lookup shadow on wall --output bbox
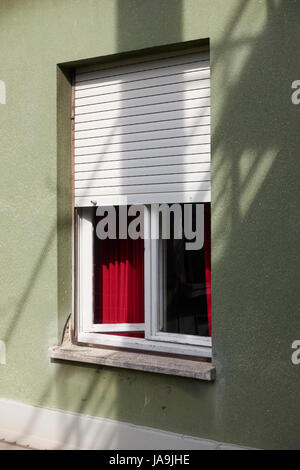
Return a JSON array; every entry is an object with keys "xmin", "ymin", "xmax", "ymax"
[
  {"xmin": 211, "ymin": 0, "xmax": 300, "ymax": 448},
  {"xmin": 4, "ymin": 0, "xmax": 300, "ymax": 450}
]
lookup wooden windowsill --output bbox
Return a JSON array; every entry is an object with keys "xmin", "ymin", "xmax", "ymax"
[{"xmin": 48, "ymin": 344, "xmax": 215, "ymax": 381}]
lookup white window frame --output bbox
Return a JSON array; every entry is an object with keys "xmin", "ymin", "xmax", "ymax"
[
  {"xmin": 75, "ymin": 205, "xmax": 212, "ymax": 358},
  {"xmin": 146, "ymin": 208, "xmax": 212, "ymax": 349}
]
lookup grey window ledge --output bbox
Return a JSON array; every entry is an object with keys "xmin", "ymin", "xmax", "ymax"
[{"xmin": 48, "ymin": 344, "xmax": 216, "ymax": 381}]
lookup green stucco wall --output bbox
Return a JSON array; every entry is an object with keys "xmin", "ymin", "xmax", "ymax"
[{"xmin": 1, "ymin": 0, "xmax": 300, "ymax": 450}]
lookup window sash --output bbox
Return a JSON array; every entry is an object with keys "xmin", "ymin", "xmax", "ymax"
[
  {"xmin": 89, "ymin": 324, "xmax": 145, "ymax": 333},
  {"xmin": 75, "ymin": 206, "xmax": 212, "ymax": 357},
  {"xmin": 77, "ymin": 331, "xmax": 212, "ymax": 358},
  {"xmin": 146, "ymin": 206, "xmax": 211, "ymax": 348}
]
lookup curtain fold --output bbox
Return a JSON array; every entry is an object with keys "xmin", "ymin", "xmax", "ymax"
[{"xmin": 94, "ymin": 236, "xmax": 144, "ymax": 326}]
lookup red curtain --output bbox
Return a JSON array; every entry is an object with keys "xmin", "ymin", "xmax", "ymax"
[
  {"xmin": 94, "ymin": 235, "xmax": 144, "ymax": 331},
  {"xmin": 93, "ymin": 204, "xmax": 210, "ymax": 337},
  {"xmin": 204, "ymin": 204, "xmax": 211, "ymax": 337}
]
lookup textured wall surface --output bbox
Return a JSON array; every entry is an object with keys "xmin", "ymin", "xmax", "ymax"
[{"xmin": 0, "ymin": 0, "xmax": 300, "ymax": 450}]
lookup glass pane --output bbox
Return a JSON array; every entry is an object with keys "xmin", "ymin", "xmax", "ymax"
[
  {"xmin": 160, "ymin": 203, "xmax": 211, "ymax": 337},
  {"xmin": 92, "ymin": 206, "xmax": 145, "ymax": 335}
]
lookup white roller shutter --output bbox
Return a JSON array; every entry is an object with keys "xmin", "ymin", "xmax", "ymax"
[{"xmin": 74, "ymin": 48, "xmax": 211, "ymax": 207}]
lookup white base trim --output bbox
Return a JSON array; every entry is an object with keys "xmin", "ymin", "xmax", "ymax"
[{"xmin": 0, "ymin": 399, "xmax": 248, "ymax": 450}]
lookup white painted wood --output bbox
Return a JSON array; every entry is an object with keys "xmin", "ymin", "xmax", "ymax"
[
  {"xmin": 75, "ymin": 155, "xmax": 210, "ymax": 172},
  {"xmin": 0, "ymin": 399, "xmax": 251, "ymax": 450},
  {"xmin": 76, "ymin": 102, "xmax": 210, "ymax": 123},
  {"xmin": 74, "ymin": 51, "xmax": 212, "ymax": 354},
  {"xmin": 76, "ymin": 52, "xmax": 209, "ymax": 83},
  {"xmin": 77, "ymin": 54, "xmax": 209, "ymax": 81},
  {"xmin": 76, "ymin": 208, "xmax": 211, "ymax": 356},
  {"xmin": 149, "ymin": 332, "xmax": 212, "ymax": 347},
  {"xmin": 75, "ymin": 181, "xmax": 210, "ymax": 198},
  {"xmin": 149, "ymin": 214, "xmax": 160, "ymax": 338},
  {"xmin": 75, "ymin": 173, "xmax": 210, "ymax": 190},
  {"xmin": 145, "ymin": 206, "xmax": 212, "ymax": 350},
  {"xmin": 74, "ymin": 49, "xmax": 210, "ymax": 207},
  {"xmin": 89, "ymin": 323, "xmax": 145, "ymax": 333},
  {"xmin": 75, "ymin": 163, "xmax": 211, "ymax": 180},
  {"xmin": 75, "ymin": 118, "xmax": 210, "ymax": 139},
  {"xmin": 77, "ymin": 332, "xmax": 212, "ymax": 357},
  {"xmin": 75, "ymin": 91, "xmax": 210, "ymax": 115},
  {"xmin": 148, "ymin": 206, "xmax": 211, "ymax": 349},
  {"xmin": 147, "ymin": 207, "xmax": 212, "ymax": 348},
  {"xmin": 75, "ymin": 69, "xmax": 210, "ymax": 97},
  {"xmin": 74, "ymin": 144, "xmax": 211, "ymax": 164},
  {"xmin": 144, "ymin": 205, "xmax": 152, "ymax": 341},
  {"xmin": 78, "ymin": 208, "xmax": 149, "ymax": 338},
  {"xmin": 75, "ymin": 80, "xmax": 210, "ymax": 106},
  {"xmin": 78, "ymin": 209, "xmax": 94, "ymax": 332},
  {"xmin": 74, "ymin": 135, "xmax": 210, "ymax": 156},
  {"xmin": 75, "ymin": 126, "xmax": 210, "ymax": 148},
  {"xmin": 75, "ymin": 157, "xmax": 210, "ymax": 173},
  {"xmin": 75, "ymin": 190, "xmax": 211, "ymax": 207},
  {"xmin": 75, "ymin": 102, "xmax": 210, "ymax": 124},
  {"xmin": 75, "ymin": 105, "xmax": 210, "ymax": 127}
]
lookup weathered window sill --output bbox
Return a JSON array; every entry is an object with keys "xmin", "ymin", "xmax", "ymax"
[{"xmin": 48, "ymin": 344, "xmax": 216, "ymax": 381}]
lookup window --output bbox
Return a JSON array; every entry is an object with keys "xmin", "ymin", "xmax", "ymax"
[{"xmin": 73, "ymin": 47, "xmax": 211, "ymax": 358}]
